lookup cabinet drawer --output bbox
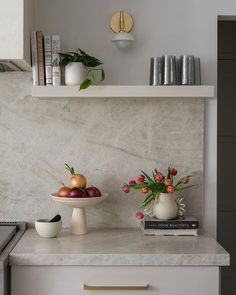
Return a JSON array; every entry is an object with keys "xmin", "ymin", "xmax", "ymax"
[{"xmin": 11, "ymin": 266, "xmax": 219, "ymax": 295}]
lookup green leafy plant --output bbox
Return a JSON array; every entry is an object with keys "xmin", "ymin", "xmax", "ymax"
[{"xmin": 59, "ymin": 48, "xmax": 105, "ymax": 90}]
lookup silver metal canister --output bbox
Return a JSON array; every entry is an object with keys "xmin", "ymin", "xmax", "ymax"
[
  {"xmin": 169, "ymin": 56, "xmax": 177, "ymax": 85},
  {"xmin": 194, "ymin": 57, "xmax": 201, "ymax": 85},
  {"xmin": 150, "ymin": 57, "xmax": 163, "ymax": 85},
  {"xmin": 180, "ymin": 55, "xmax": 196, "ymax": 85},
  {"xmin": 180, "ymin": 55, "xmax": 188, "ymax": 85},
  {"xmin": 188, "ymin": 55, "xmax": 195, "ymax": 85},
  {"xmin": 163, "ymin": 55, "xmax": 177, "ymax": 85}
]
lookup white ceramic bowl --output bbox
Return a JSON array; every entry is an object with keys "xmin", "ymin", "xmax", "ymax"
[
  {"xmin": 35, "ymin": 219, "xmax": 62, "ymax": 238},
  {"xmin": 51, "ymin": 193, "xmax": 108, "ymax": 208}
]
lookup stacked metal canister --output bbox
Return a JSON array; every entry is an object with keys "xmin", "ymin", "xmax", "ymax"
[{"xmin": 150, "ymin": 55, "xmax": 201, "ymax": 86}]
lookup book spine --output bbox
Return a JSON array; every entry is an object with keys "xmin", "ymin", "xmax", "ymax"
[
  {"xmin": 36, "ymin": 31, "xmax": 45, "ymax": 86},
  {"xmin": 44, "ymin": 35, "xmax": 52, "ymax": 86},
  {"xmin": 52, "ymin": 66, "xmax": 61, "ymax": 86},
  {"xmin": 143, "ymin": 232, "xmax": 198, "ymax": 236},
  {"xmin": 141, "ymin": 225, "xmax": 198, "ymax": 236},
  {"xmin": 31, "ymin": 31, "xmax": 38, "ymax": 86},
  {"xmin": 52, "ymin": 35, "xmax": 61, "ymax": 86},
  {"xmin": 143, "ymin": 221, "xmax": 199, "ymax": 230},
  {"xmin": 52, "ymin": 35, "xmax": 60, "ymax": 52}
]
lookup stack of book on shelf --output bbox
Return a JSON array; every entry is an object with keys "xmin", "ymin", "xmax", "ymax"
[
  {"xmin": 31, "ymin": 31, "xmax": 61, "ymax": 86},
  {"xmin": 141, "ymin": 215, "xmax": 199, "ymax": 236}
]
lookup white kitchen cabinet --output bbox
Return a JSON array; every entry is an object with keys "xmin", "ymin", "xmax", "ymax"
[
  {"xmin": 11, "ymin": 266, "xmax": 219, "ymax": 295},
  {"xmin": 9, "ymin": 229, "xmax": 228, "ymax": 295},
  {"xmin": 0, "ymin": 0, "xmax": 35, "ymax": 70}
]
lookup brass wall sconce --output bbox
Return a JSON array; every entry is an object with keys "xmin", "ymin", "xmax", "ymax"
[{"xmin": 110, "ymin": 11, "xmax": 134, "ymax": 49}]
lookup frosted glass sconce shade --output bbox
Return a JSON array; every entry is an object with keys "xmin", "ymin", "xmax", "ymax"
[{"xmin": 110, "ymin": 11, "xmax": 134, "ymax": 49}]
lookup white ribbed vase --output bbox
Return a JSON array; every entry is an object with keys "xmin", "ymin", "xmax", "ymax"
[
  {"xmin": 65, "ymin": 62, "xmax": 86, "ymax": 86},
  {"xmin": 152, "ymin": 192, "xmax": 178, "ymax": 220}
]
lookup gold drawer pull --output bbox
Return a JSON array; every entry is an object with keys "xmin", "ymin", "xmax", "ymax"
[{"xmin": 83, "ymin": 284, "xmax": 149, "ymax": 291}]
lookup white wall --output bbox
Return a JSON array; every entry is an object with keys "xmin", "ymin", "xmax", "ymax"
[{"xmin": 32, "ymin": 0, "xmax": 236, "ymax": 236}]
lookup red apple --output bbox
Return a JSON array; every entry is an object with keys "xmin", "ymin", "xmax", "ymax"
[
  {"xmin": 86, "ymin": 186, "xmax": 101, "ymax": 197},
  {"xmin": 68, "ymin": 187, "xmax": 87, "ymax": 198}
]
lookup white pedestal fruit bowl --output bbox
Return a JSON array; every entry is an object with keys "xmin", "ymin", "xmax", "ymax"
[{"xmin": 51, "ymin": 193, "xmax": 108, "ymax": 235}]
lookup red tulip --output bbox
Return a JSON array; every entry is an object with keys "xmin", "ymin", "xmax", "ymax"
[
  {"xmin": 122, "ymin": 185, "xmax": 130, "ymax": 193},
  {"xmin": 136, "ymin": 211, "xmax": 144, "ymax": 220},
  {"xmin": 141, "ymin": 187, "xmax": 149, "ymax": 193},
  {"xmin": 137, "ymin": 174, "xmax": 145, "ymax": 182},
  {"xmin": 182, "ymin": 176, "xmax": 190, "ymax": 184},
  {"xmin": 154, "ymin": 172, "xmax": 165, "ymax": 183},
  {"xmin": 129, "ymin": 180, "xmax": 136, "ymax": 185},
  {"xmin": 166, "ymin": 185, "xmax": 174, "ymax": 193},
  {"xmin": 170, "ymin": 167, "xmax": 177, "ymax": 176}
]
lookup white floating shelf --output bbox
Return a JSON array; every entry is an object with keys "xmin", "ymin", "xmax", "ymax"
[{"xmin": 32, "ymin": 85, "xmax": 214, "ymax": 98}]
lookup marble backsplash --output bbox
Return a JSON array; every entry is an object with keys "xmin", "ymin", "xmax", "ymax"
[{"xmin": 0, "ymin": 73, "xmax": 204, "ymax": 228}]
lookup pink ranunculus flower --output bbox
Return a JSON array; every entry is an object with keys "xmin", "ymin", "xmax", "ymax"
[
  {"xmin": 154, "ymin": 172, "xmax": 165, "ymax": 183},
  {"xmin": 166, "ymin": 185, "xmax": 174, "ymax": 193},
  {"xmin": 164, "ymin": 178, "xmax": 172, "ymax": 186},
  {"xmin": 182, "ymin": 176, "xmax": 190, "ymax": 184},
  {"xmin": 128, "ymin": 180, "xmax": 136, "ymax": 185},
  {"xmin": 141, "ymin": 187, "xmax": 149, "ymax": 194},
  {"xmin": 137, "ymin": 174, "xmax": 145, "ymax": 182},
  {"xmin": 122, "ymin": 185, "xmax": 130, "ymax": 193},
  {"xmin": 136, "ymin": 211, "xmax": 144, "ymax": 220}
]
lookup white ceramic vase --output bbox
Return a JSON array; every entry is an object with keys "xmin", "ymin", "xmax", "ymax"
[
  {"xmin": 65, "ymin": 62, "xmax": 86, "ymax": 86},
  {"xmin": 152, "ymin": 192, "xmax": 178, "ymax": 220}
]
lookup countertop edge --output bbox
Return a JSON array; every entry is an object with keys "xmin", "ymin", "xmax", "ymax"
[
  {"xmin": 9, "ymin": 253, "xmax": 230, "ymax": 267},
  {"xmin": 9, "ymin": 229, "xmax": 230, "ymax": 267}
]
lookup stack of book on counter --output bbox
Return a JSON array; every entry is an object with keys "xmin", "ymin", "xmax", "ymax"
[
  {"xmin": 31, "ymin": 31, "xmax": 61, "ymax": 86},
  {"xmin": 141, "ymin": 216, "xmax": 199, "ymax": 236}
]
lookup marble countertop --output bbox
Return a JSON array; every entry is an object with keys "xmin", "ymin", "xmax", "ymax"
[{"xmin": 9, "ymin": 228, "xmax": 229, "ymax": 266}]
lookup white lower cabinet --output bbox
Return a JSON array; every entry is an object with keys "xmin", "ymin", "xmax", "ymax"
[{"xmin": 11, "ymin": 266, "xmax": 219, "ymax": 295}]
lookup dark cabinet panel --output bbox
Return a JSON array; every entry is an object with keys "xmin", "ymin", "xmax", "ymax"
[
  {"xmin": 218, "ymin": 59, "xmax": 236, "ymax": 137},
  {"xmin": 218, "ymin": 21, "xmax": 236, "ymax": 54},
  {"xmin": 220, "ymin": 272, "xmax": 236, "ymax": 295},
  {"xmin": 218, "ymin": 212, "xmax": 236, "ymax": 271},
  {"xmin": 218, "ymin": 139, "xmax": 236, "ymax": 210},
  {"xmin": 218, "ymin": 19, "xmax": 236, "ymax": 295}
]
